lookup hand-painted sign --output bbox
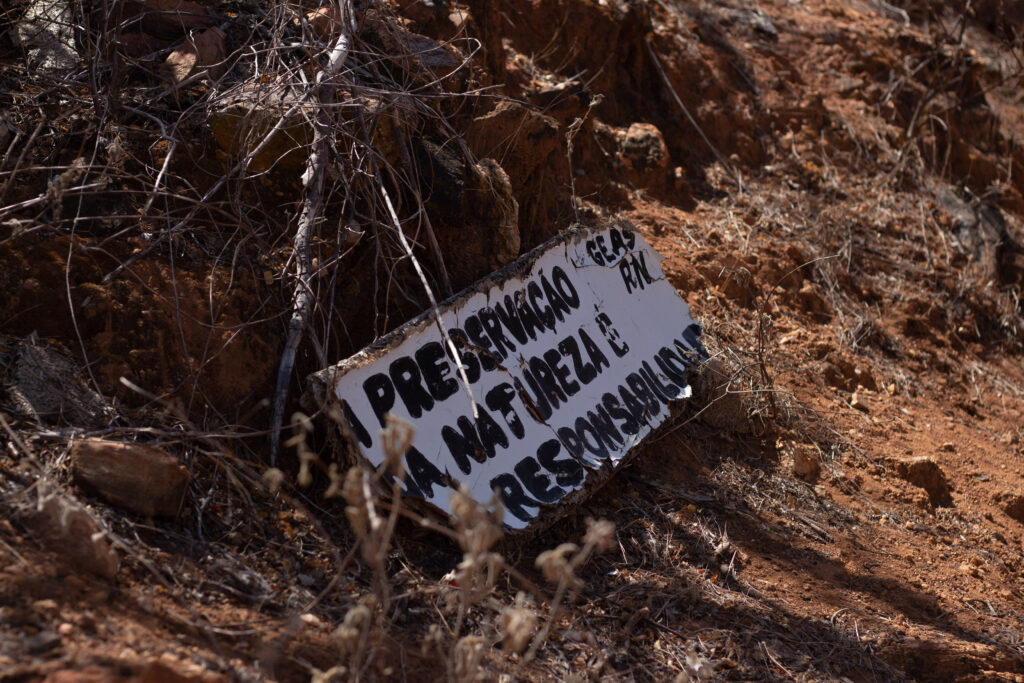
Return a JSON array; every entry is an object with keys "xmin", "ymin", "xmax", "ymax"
[{"xmin": 308, "ymin": 225, "xmax": 707, "ymax": 529}]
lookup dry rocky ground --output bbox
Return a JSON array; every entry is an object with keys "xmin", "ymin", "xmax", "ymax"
[{"xmin": 2, "ymin": 0, "xmax": 1024, "ymax": 680}]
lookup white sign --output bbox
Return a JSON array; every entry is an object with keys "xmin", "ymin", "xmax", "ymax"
[{"xmin": 310, "ymin": 226, "xmax": 707, "ymax": 529}]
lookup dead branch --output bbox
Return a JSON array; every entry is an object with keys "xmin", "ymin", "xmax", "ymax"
[{"xmin": 270, "ymin": 0, "xmax": 358, "ymax": 463}]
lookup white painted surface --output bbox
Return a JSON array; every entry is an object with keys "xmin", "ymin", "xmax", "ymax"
[{"xmin": 325, "ymin": 226, "xmax": 704, "ymax": 528}]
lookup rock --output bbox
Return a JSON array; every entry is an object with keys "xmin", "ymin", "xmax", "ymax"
[
  {"xmin": 6, "ymin": 333, "xmax": 113, "ymax": 428},
  {"xmin": 894, "ymin": 457, "xmax": 953, "ymax": 508},
  {"xmin": 992, "ymin": 491, "xmax": 1024, "ymax": 524},
  {"xmin": 25, "ymin": 629, "xmax": 62, "ymax": 654},
  {"xmin": 16, "ymin": 0, "xmax": 78, "ymax": 72},
  {"xmin": 850, "ymin": 388, "xmax": 870, "ymax": 413},
  {"xmin": 365, "ymin": 14, "xmax": 462, "ymax": 81},
  {"xmin": 619, "ymin": 123, "xmax": 670, "ymax": 191},
  {"xmin": 208, "ymin": 86, "xmax": 313, "ymax": 172},
  {"xmin": 163, "ymin": 27, "xmax": 226, "ymax": 87},
  {"xmin": 465, "ymin": 101, "xmax": 567, "ymax": 245},
  {"xmin": 423, "ymin": 157, "xmax": 520, "ymax": 287},
  {"xmin": 21, "ymin": 491, "xmax": 119, "ymax": 580},
  {"xmin": 71, "ymin": 439, "xmax": 188, "ymax": 517},
  {"xmin": 695, "ymin": 359, "xmax": 750, "ymax": 433}
]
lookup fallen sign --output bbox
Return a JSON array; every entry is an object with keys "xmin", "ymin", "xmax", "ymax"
[{"xmin": 306, "ymin": 225, "xmax": 707, "ymax": 530}]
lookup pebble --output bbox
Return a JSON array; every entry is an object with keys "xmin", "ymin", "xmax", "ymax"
[
  {"xmin": 58, "ymin": 622, "xmax": 74, "ymax": 636},
  {"xmin": 850, "ymin": 389, "xmax": 870, "ymax": 413}
]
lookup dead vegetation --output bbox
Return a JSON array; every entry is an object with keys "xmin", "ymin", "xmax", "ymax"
[{"xmin": 3, "ymin": 0, "xmax": 1024, "ymax": 679}]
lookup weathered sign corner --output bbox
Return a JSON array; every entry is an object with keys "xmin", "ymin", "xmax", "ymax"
[{"xmin": 304, "ymin": 223, "xmax": 709, "ymax": 535}]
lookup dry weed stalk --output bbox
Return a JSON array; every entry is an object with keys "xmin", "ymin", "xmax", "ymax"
[{"xmin": 522, "ymin": 517, "xmax": 614, "ymax": 664}]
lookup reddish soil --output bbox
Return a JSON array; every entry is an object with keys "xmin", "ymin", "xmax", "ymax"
[{"xmin": 2, "ymin": 0, "xmax": 1024, "ymax": 680}]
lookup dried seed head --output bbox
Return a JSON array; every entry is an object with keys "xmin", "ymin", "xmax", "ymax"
[
  {"xmin": 453, "ymin": 635, "xmax": 485, "ymax": 682},
  {"xmin": 451, "ymin": 484, "xmax": 502, "ymax": 555},
  {"xmin": 380, "ymin": 413, "xmax": 414, "ymax": 479},
  {"xmin": 324, "ymin": 463, "xmax": 343, "ymax": 498},
  {"xmin": 343, "ymin": 467, "xmax": 369, "ymax": 539},
  {"xmin": 262, "ymin": 467, "xmax": 284, "ymax": 494},
  {"xmin": 583, "ymin": 518, "xmax": 615, "ymax": 553},
  {"xmin": 500, "ymin": 596, "xmax": 537, "ymax": 653},
  {"xmin": 536, "ymin": 543, "xmax": 579, "ymax": 586},
  {"xmin": 332, "ymin": 602, "xmax": 372, "ymax": 656}
]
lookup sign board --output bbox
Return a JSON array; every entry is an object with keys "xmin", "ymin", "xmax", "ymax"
[{"xmin": 307, "ymin": 225, "xmax": 707, "ymax": 529}]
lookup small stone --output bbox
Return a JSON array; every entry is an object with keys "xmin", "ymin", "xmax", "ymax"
[
  {"xmin": 71, "ymin": 439, "xmax": 189, "ymax": 517},
  {"xmin": 969, "ymin": 556, "xmax": 983, "ymax": 567},
  {"xmin": 25, "ymin": 629, "xmax": 62, "ymax": 654},
  {"xmin": 33, "ymin": 598, "xmax": 59, "ymax": 612},
  {"xmin": 299, "ymin": 613, "xmax": 323, "ymax": 628},
  {"xmin": 58, "ymin": 622, "xmax": 74, "ymax": 636},
  {"xmin": 939, "ymin": 442, "xmax": 956, "ymax": 453},
  {"xmin": 850, "ymin": 390, "xmax": 870, "ymax": 413}
]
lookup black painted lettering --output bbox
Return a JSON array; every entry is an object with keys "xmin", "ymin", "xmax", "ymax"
[
  {"xmin": 627, "ymin": 372, "xmax": 661, "ymax": 418},
  {"xmin": 633, "ymin": 251, "xmax": 654, "ymax": 285},
  {"xmin": 619, "ymin": 258, "xmax": 637, "ymax": 293},
  {"xmin": 341, "ymin": 400, "xmax": 373, "ymax": 448},
  {"xmin": 476, "ymin": 405, "xmax": 509, "ymax": 455},
  {"xmin": 596, "ymin": 233, "xmax": 615, "ymax": 264},
  {"xmin": 363, "ymin": 373, "xmax": 396, "ymax": 427},
  {"xmin": 542, "ymin": 273, "xmax": 572, "ymax": 322},
  {"xmin": 389, "ymin": 356, "xmax": 434, "ymax": 418},
  {"xmin": 552, "ymin": 266, "xmax": 580, "ymax": 309},
  {"xmin": 587, "ymin": 404, "xmax": 623, "ymax": 449},
  {"xmin": 493, "ymin": 296, "xmax": 529, "ymax": 345},
  {"xmin": 405, "ymin": 445, "xmax": 446, "ymax": 498},
  {"xmin": 640, "ymin": 361, "xmax": 679, "ymax": 403},
  {"xmin": 559, "ymin": 335, "xmax": 594, "ymax": 385},
  {"xmin": 656, "ymin": 347, "xmax": 689, "ymax": 386},
  {"xmin": 464, "ymin": 315, "xmax": 498, "ymax": 371},
  {"xmin": 516, "ymin": 373, "xmax": 552, "ymax": 423},
  {"xmin": 479, "ymin": 308, "xmax": 513, "ymax": 360},
  {"xmin": 617, "ymin": 384, "xmax": 647, "ymax": 426},
  {"xmin": 609, "ymin": 227, "xmax": 627, "ymax": 256},
  {"xmin": 445, "ymin": 328, "xmax": 482, "ymax": 383},
  {"xmin": 543, "ymin": 348, "xmax": 580, "ymax": 397},
  {"xmin": 536, "ymin": 439, "xmax": 585, "ymax": 487},
  {"xmin": 485, "ymin": 382, "xmax": 525, "ymax": 439},
  {"xmin": 578, "ymin": 328, "xmax": 610, "ymax": 374},
  {"xmin": 490, "ymin": 473, "xmax": 539, "ymax": 522},
  {"xmin": 528, "ymin": 280, "xmax": 556, "ymax": 330},
  {"xmin": 416, "ymin": 342, "xmax": 458, "ymax": 402},
  {"xmin": 513, "ymin": 291, "xmax": 545, "ymax": 341},
  {"xmin": 442, "ymin": 416, "xmax": 487, "ymax": 474},
  {"xmin": 514, "ymin": 456, "xmax": 565, "ymax": 503},
  {"xmin": 602, "ymin": 392, "xmax": 639, "ymax": 436},
  {"xmin": 575, "ymin": 416, "xmax": 610, "ymax": 460},
  {"xmin": 529, "ymin": 355, "xmax": 566, "ymax": 410},
  {"xmin": 596, "ymin": 312, "xmax": 629, "ymax": 357},
  {"xmin": 681, "ymin": 323, "xmax": 709, "ymax": 361},
  {"xmin": 557, "ymin": 426, "xmax": 585, "ymax": 459}
]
